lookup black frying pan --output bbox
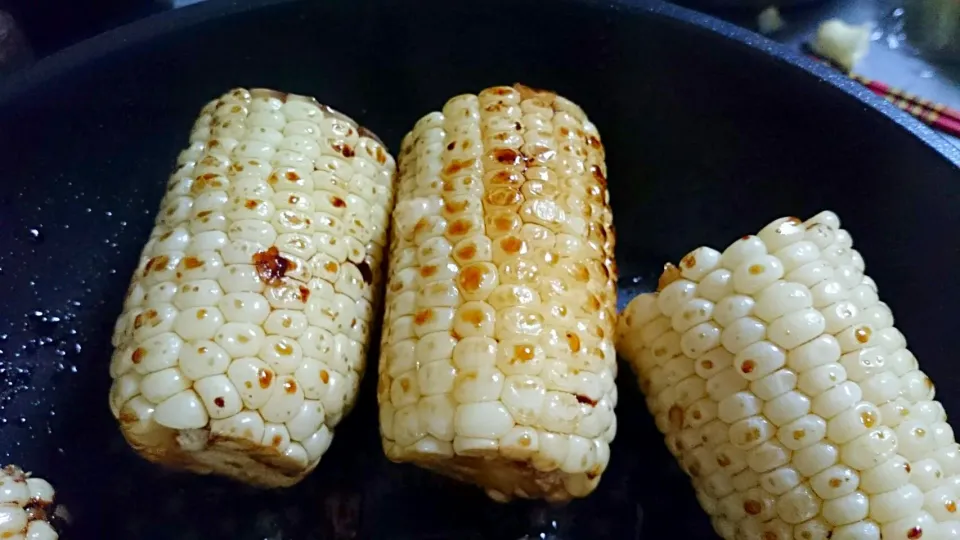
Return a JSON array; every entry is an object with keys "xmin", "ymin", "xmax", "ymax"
[{"xmin": 0, "ymin": 0, "xmax": 958, "ymax": 538}]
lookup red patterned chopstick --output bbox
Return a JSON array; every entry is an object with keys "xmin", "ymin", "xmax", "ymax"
[
  {"xmin": 868, "ymin": 89, "xmax": 960, "ymax": 138},
  {"xmin": 807, "ymin": 54, "xmax": 960, "ymax": 138},
  {"xmin": 849, "ymin": 73, "xmax": 960, "ymax": 126},
  {"xmin": 850, "ymin": 73, "xmax": 960, "ymax": 137}
]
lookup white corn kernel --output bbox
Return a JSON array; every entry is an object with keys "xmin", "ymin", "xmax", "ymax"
[
  {"xmin": 831, "ymin": 520, "xmax": 880, "ymax": 539},
  {"xmin": 378, "ymin": 85, "xmax": 616, "ymax": 501},
  {"xmin": 617, "ymin": 211, "xmax": 960, "ymax": 539},
  {"xmin": 110, "ymin": 88, "xmax": 396, "ymax": 487}
]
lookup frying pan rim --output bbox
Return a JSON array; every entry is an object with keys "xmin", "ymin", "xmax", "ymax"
[{"xmin": 0, "ymin": 0, "xmax": 957, "ymax": 166}]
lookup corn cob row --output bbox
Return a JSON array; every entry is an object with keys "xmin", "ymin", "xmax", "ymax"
[
  {"xmin": 377, "ymin": 84, "xmax": 618, "ymax": 502},
  {"xmin": 616, "ymin": 211, "xmax": 960, "ymax": 539},
  {"xmin": 0, "ymin": 465, "xmax": 59, "ymax": 539},
  {"xmin": 108, "ymin": 88, "xmax": 396, "ymax": 487}
]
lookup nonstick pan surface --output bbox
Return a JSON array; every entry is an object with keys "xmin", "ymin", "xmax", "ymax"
[{"xmin": 0, "ymin": 0, "xmax": 958, "ymax": 538}]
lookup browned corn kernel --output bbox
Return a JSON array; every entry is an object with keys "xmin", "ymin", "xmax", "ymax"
[
  {"xmin": 378, "ymin": 84, "xmax": 617, "ymax": 502},
  {"xmin": 108, "ymin": 88, "xmax": 397, "ymax": 488}
]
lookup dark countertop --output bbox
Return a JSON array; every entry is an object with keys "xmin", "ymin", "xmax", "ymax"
[{"xmin": 1, "ymin": 0, "xmax": 957, "ymax": 149}]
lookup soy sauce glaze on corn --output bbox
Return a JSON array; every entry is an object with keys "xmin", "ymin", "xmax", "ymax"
[
  {"xmin": 108, "ymin": 88, "xmax": 397, "ymax": 488},
  {"xmin": 0, "ymin": 465, "xmax": 60, "ymax": 539},
  {"xmin": 616, "ymin": 212, "xmax": 959, "ymax": 540},
  {"xmin": 378, "ymin": 84, "xmax": 618, "ymax": 502}
]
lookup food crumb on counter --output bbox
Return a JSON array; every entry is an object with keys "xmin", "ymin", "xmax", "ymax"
[
  {"xmin": 810, "ymin": 18, "xmax": 872, "ymax": 72},
  {"xmin": 757, "ymin": 7, "xmax": 785, "ymax": 35}
]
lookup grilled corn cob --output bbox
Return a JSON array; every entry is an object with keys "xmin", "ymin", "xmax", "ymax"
[
  {"xmin": 0, "ymin": 465, "xmax": 59, "ymax": 539},
  {"xmin": 108, "ymin": 88, "xmax": 397, "ymax": 487},
  {"xmin": 377, "ymin": 84, "xmax": 618, "ymax": 502},
  {"xmin": 617, "ymin": 211, "xmax": 960, "ymax": 540}
]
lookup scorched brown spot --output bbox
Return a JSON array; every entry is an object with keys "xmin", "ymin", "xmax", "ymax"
[
  {"xmin": 183, "ymin": 256, "xmax": 203, "ymax": 269},
  {"xmin": 332, "ymin": 142, "xmax": 355, "ymax": 158},
  {"xmin": 413, "ymin": 218, "xmax": 430, "ymax": 236},
  {"xmin": 444, "ymin": 199, "xmax": 469, "ymax": 214},
  {"xmin": 414, "ymin": 309, "xmax": 434, "ymax": 325},
  {"xmin": 490, "ymin": 170, "xmax": 524, "ymax": 186},
  {"xmin": 331, "ymin": 196, "xmax": 346, "ymax": 208},
  {"xmin": 456, "ymin": 244, "xmax": 477, "ymax": 261},
  {"xmin": 258, "ymin": 368, "xmax": 274, "ymax": 389},
  {"xmin": 131, "ymin": 348, "xmax": 146, "ymax": 364},
  {"xmin": 443, "ymin": 158, "xmax": 476, "ymax": 176},
  {"xmin": 285, "ymin": 171, "xmax": 300, "ymax": 181},
  {"xmin": 576, "ymin": 395, "xmax": 597, "ymax": 406},
  {"xmin": 490, "ymin": 148, "xmax": 523, "ymax": 167},
  {"xmin": 500, "ymin": 236, "xmax": 525, "ymax": 255},
  {"xmin": 298, "ymin": 285, "xmax": 310, "ymax": 302},
  {"xmin": 447, "ymin": 219, "xmax": 472, "ymax": 236},
  {"xmin": 214, "ymin": 397, "xmax": 225, "ymax": 408},
  {"xmin": 253, "ymin": 246, "xmax": 292, "ymax": 286},
  {"xmin": 486, "ymin": 187, "xmax": 523, "ymax": 206},
  {"xmin": 283, "ymin": 379, "xmax": 298, "ymax": 394},
  {"xmin": 145, "ymin": 255, "xmax": 170, "ymax": 274},
  {"xmin": 590, "ymin": 166, "xmax": 606, "ymax": 186},
  {"xmin": 493, "ymin": 215, "xmax": 516, "ymax": 233},
  {"xmin": 668, "ymin": 405, "xmax": 684, "ymax": 430},
  {"xmin": 571, "ymin": 263, "xmax": 590, "ymax": 282},
  {"xmin": 458, "ymin": 266, "xmax": 484, "ymax": 292},
  {"xmin": 513, "ymin": 345, "xmax": 535, "ymax": 363}
]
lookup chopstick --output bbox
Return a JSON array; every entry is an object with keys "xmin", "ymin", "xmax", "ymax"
[
  {"xmin": 849, "ymin": 73, "xmax": 960, "ymax": 137},
  {"xmin": 807, "ymin": 54, "xmax": 960, "ymax": 137}
]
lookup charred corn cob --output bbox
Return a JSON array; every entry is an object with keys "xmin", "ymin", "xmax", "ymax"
[
  {"xmin": 617, "ymin": 211, "xmax": 960, "ymax": 540},
  {"xmin": 0, "ymin": 465, "xmax": 59, "ymax": 539},
  {"xmin": 377, "ymin": 84, "xmax": 618, "ymax": 502},
  {"xmin": 108, "ymin": 88, "xmax": 397, "ymax": 487}
]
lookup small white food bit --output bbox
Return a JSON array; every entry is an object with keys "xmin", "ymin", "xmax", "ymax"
[
  {"xmin": 617, "ymin": 211, "xmax": 960, "ymax": 539},
  {"xmin": 109, "ymin": 88, "xmax": 397, "ymax": 488},
  {"xmin": 810, "ymin": 18, "xmax": 872, "ymax": 72},
  {"xmin": 377, "ymin": 84, "xmax": 617, "ymax": 502}
]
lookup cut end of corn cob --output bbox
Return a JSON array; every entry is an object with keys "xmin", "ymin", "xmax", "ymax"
[
  {"xmin": 0, "ymin": 465, "xmax": 61, "ymax": 540},
  {"xmin": 617, "ymin": 211, "xmax": 960, "ymax": 539},
  {"xmin": 377, "ymin": 84, "xmax": 618, "ymax": 502},
  {"xmin": 108, "ymin": 88, "xmax": 397, "ymax": 488}
]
